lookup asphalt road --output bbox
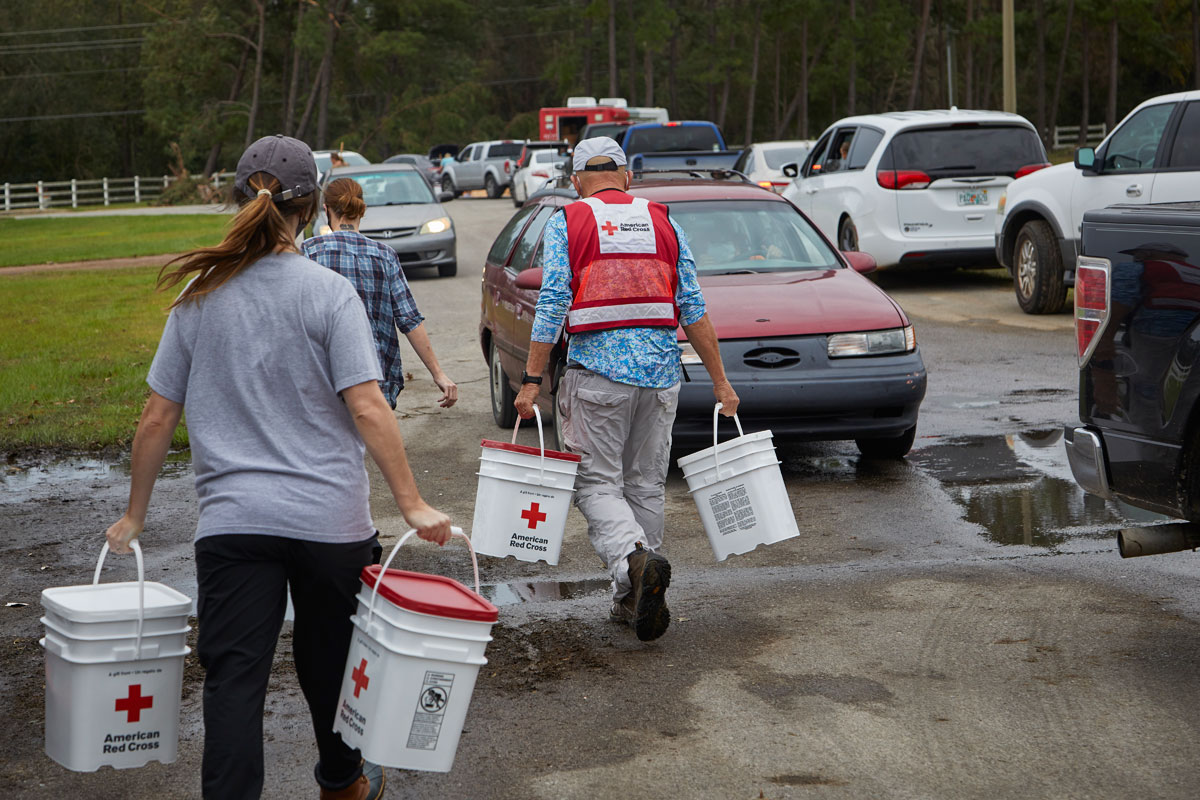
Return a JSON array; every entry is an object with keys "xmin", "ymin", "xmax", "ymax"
[{"xmin": 4, "ymin": 196, "xmax": 1200, "ymax": 799}]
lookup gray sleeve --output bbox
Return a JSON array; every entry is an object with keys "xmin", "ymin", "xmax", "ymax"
[
  {"xmin": 328, "ymin": 294, "xmax": 384, "ymax": 394},
  {"xmin": 146, "ymin": 308, "xmax": 190, "ymax": 403}
]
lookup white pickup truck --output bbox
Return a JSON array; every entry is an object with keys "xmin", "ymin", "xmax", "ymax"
[
  {"xmin": 439, "ymin": 140, "xmax": 526, "ymax": 199},
  {"xmin": 996, "ymin": 90, "xmax": 1200, "ymax": 313}
]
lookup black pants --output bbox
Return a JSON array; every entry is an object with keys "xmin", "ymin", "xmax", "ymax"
[{"xmin": 195, "ymin": 534, "xmax": 376, "ymax": 800}]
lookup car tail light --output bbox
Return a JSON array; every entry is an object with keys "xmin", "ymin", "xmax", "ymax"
[
  {"xmin": 531, "ymin": 171, "xmax": 549, "ymax": 178},
  {"xmin": 665, "ymin": 121, "xmax": 681, "ymax": 126},
  {"xmin": 504, "ymin": 160, "xmax": 512, "ymax": 172},
  {"xmin": 1075, "ymin": 256, "xmax": 1111, "ymax": 365},
  {"xmin": 1015, "ymin": 162, "xmax": 1051, "ymax": 179},
  {"xmin": 876, "ymin": 170, "xmax": 931, "ymax": 190}
]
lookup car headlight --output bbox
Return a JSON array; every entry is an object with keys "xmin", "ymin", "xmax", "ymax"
[
  {"xmin": 827, "ymin": 325, "xmax": 916, "ymax": 357},
  {"xmin": 419, "ymin": 216, "xmax": 451, "ymax": 235},
  {"xmin": 996, "ymin": 191, "xmax": 1007, "ymax": 216},
  {"xmin": 678, "ymin": 341, "xmax": 704, "ymax": 365}
]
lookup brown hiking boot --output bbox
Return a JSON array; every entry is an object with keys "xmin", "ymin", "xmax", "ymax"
[
  {"xmin": 319, "ymin": 761, "xmax": 385, "ymax": 800},
  {"xmin": 626, "ymin": 543, "xmax": 671, "ymax": 641}
]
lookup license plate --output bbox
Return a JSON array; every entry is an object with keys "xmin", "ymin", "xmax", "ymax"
[{"xmin": 957, "ymin": 189, "xmax": 988, "ymax": 206}]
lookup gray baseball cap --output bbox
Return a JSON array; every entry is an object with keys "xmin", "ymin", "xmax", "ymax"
[
  {"xmin": 572, "ymin": 137, "xmax": 627, "ymax": 171},
  {"xmin": 235, "ymin": 134, "xmax": 317, "ymax": 202}
]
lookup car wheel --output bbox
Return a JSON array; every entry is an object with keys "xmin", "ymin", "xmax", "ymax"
[
  {"xmin": 490, "ymin": 339, "xmax": 517, "ymax": 428},
  {"xmin": 838, "ymin": 217, "xmax": 859, "ymax": 252},
  {"xmin": 485, "ymin": 173, "xmax": 501, "ymax": 199},
  {"xmin": 855, "ymin": 424, "xmax": 916, "ymax": 459},
  {"xmin": 441, "ymin": 175, "xmax": 458, "ymax": 198},
  {"xmin": 1013, "ymin": 219, "xmax": 1068, "ymax": 314},
  {"xmin": 437, "ymin": 261, "xmax": 457, "ymax": 278}
]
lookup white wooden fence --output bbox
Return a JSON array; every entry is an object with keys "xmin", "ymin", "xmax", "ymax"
[
  {"xmin": 1, "ymin": 171, "xmax": 236, "ymax": 212},
  {"xmin": 1052, "ymin": 123, "xmax": 1108, "ymax": 149}
]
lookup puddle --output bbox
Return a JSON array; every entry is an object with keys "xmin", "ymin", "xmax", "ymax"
[
  {"xmin": 479, "ymin": 579, "xmax": 611, "ymax": 606},
  {"xmin": 0, "ymin": 452, "xmax": 191, "ymax": 505},
  {"xmin": 910, "ymin": 429, "xmax": 1169, "ymax": 547}
]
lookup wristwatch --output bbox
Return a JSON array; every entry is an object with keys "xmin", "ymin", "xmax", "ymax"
[{"xmin": 521, "ymin": 371, "xmax": 543, "ymax": 385}]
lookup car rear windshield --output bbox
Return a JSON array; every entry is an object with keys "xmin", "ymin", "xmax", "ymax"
[
  {"xmin": 763, "ymin": 146, "xmax": 811, "ymax": 169},
  {"xmin": 349, "ymin": 172, "xmax": 434, "ymax": 205},
  {"xmin": 625, "ymin": 125, "xmax": 722, "ymax": 156},
  {"xmin": 668, "ymin": 199, "xmax": 841, "ymax": 274},
  {"xmin": 880, "ymin": 124, "xmax": 1045, "ymax": 178},
  {"xmin": 488, "ymin": 143, "xmax": 524, "ymax": 159}
]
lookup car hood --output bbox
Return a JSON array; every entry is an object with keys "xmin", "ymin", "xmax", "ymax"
[
  {"xmin": 694, "ymin": 269, "xmax": 907, "ymax": 339},
  {"xmin": 359, "ymin": 204, "xmax": 441, "ymax": 231}
]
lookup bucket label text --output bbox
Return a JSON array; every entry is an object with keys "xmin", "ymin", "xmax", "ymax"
[
  {"xmin": 407, "ymin": 670, "xmax": 454, "ymax": 751},
  {"xmin": 709, "ymin": 484, "xmax": 757, "ymax": 536},
  {"xmin": 101, "ymin": 729, "xmax": 160, "ymax": 753}
]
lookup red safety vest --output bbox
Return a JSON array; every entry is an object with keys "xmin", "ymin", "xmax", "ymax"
[{"xmin": 562, "ymin": 190, "xmax": 680, "ymax": 334}]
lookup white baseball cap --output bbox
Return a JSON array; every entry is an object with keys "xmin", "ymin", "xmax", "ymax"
[{"xmin": 572, "ymin": 137, "xmax": 627, "ymax": 172}]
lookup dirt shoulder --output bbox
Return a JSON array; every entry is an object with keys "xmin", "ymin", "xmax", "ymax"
[{"xmin": 0, "ymin": 254, "xmax": 182, "ymax": 276}]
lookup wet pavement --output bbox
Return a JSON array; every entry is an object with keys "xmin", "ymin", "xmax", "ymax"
[{"xmin": 5, "ymin": 198, "xmax": 1200, "ymax": 798}]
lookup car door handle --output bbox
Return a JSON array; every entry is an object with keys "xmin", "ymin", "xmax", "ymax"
[
  {"xmin": 965, "ymin": 213, "xmax": 985, "ymax": 221},
  {"xmin": 1126, "ymin": 184, "xmax": 1143, "ymax": 197}
]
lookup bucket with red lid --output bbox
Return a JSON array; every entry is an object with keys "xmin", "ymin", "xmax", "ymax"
[
  {"xmin": 470, "ymin": 405, "xmax": 580, "ymax": 565},
  {"xmin": 334, "ymin": 528, "xmax": 498, "ymax": 773}
]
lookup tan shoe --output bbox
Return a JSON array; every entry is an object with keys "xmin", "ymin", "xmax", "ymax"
[
  {"xmin": 319, "ymin": 761, "xmax": 385, "ymax": 800},
  {"xmin": 626, "ymin": 543, "xmax": 671, "ymax": 641}
]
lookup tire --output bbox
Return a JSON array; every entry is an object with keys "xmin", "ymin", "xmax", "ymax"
[
  {"xmin": 489, "ymin": 339, "xmax": 517, "ymax": 428},
  {"xmin": 485, "ymin": 173, "xmax": 500, "ymax": 199},
  {"xmin": 441, "ymin": 175, "xmax": 459, "ymax": 198},
  {"xmin": 1013, "ymin": 219, "xmax": 1068, "ymax": 314},
  {"xmin": 838, "ymin": 217, "xmax": 859, "ymax": 252},
  {"xmin": 437, "ymin": 262, "xmax": 457, "ymax": 278},
  {"xmin": 856, "ymin": 424, "xmax": 917, "ymax": 459}
]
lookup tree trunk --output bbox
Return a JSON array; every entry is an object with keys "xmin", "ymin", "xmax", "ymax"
[
  {"xmin": 584, "ymin": 16, "xmax": 593, "ymax": 97},
  {"xmin": 1106, "ymin": 14, "xmax": 1118, "ymax": 131},
  {"xmin": 316, "ymin": 56, "xmax": 332, "ymax": 149},
  {"xmin": 847, "ymin": 0, "xmax": 857, "ymax": 115},
  {"xmin": 1035, "ymin": 0, "xmax": 1046, "ymax": 139},
  {"xmin": 283, "ymin": 0, "xmax": 304, "ymax": 136},
  {"xmin": 717, "ymin": 31, "xmax": 734, "ymax": 130},
  {"xmin": 608, "ymin": 0, "xmax": 618, "ymax": 97},
  {"xmin": 1078, "ymin": 18, "xmax": 1090, "ymax": 147},
  {"xmin": 1048, "ymin": 0, "xmax": 1075, "ymax": 149},
  {"xmin": 1194, "ymin": 0, "xmax": 1200, "ymax": 89},
  {"xmin": 669, "ymin": 29, "xmax": 679, "ymax": 112},
  {"xmin": 643, "ymin": 44, "xmax": 654, "ymax": 105},
  {"xmin": 773, "ymin": 32, "xmax": 781, "ymax": 136},
  {"xmin": 706, "ymin": 0, "xmax": 717, "ymax": 120},
  {"xmin": 244, "ymin": 0, "xmax": 266, "ymax": 149},
  {"xmin": 205, "ymin": 43, "xmax": 250, "ymax": 178},
  {"xmin": 626, "ymin": 0, "xmax": 637, "ymax": 102},
  {"xmin": 799, "ymin": 18, "xmax": 809, "ymax": 138},
  {"xmin": 296, "ymin": 0, "xmax": 346, "ymax": 143},
  {"xmin": 964, "ymin": 0, "xmax": 974, "ymax": 108},
  {"xmin": 908, "ymin": 0, "xmax": 932, "ymax": 109},
  {"xmin": 743, "ymin": 4, "xmax": 762, "ymax": 146}
]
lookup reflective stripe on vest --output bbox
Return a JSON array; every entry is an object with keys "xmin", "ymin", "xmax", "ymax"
[{"xmin": 563, "ymin": 193, "xmax": 680, "ymax": 334}]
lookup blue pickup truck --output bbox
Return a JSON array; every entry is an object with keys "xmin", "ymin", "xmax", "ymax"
[
  {"xmin": 622, "ymin": 121, "xmax": 743, "ymax": 172},
  {"xmin": 1065, "ymin": 203, "xmax": 1200, "ymax": 557}
]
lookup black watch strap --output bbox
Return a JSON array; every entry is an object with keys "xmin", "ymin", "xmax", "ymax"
[{"xmin": 521, "ymin": 371, "xmax": 543, "ymax": 385}]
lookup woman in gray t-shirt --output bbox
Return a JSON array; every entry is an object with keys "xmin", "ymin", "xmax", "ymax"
[{"xmin": 104, "ymin": 135, "xmax": 450, "ymax": 800}]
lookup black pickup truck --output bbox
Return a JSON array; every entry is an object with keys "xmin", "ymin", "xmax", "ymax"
[{"xmin": 1065, "ymin": 203, "xmax": 1200, "ymax": 556}]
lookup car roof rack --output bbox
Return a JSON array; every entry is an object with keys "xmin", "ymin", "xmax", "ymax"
[{"xmin": 630, "ymin": 167, "xmax": 754, "ymax": 183}]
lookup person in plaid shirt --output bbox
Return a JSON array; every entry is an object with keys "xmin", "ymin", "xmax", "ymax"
[{"xmin": 302, "ymin": 178, "xmax": 457, "ymax": 409}]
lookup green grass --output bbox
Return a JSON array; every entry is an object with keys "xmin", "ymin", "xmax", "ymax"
[
  {"xmin": 0, "ymin": 214, "xmax": 229, "ymax": 267},
  {"xmin": 0, "ymin": 267, "xmax": 188, "ymax": 451}
]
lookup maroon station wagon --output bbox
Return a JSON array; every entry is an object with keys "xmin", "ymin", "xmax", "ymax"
[{"xmin": 479, "ymin": 178, "xmax": 928, "ymax": 457}]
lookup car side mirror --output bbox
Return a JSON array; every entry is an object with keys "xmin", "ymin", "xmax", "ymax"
[
  {"xmin": 514, "ymin": 267, "xmax": 543, "ymax": 290},
  {"xmin": 1074, "ymin": 147, "xmax": 1096, "ymax": 171},
  {"xmin": 781, "ymin": 162, "xmax": 799, "ymax": 178},
  {"xmin": 437, "ymin": 191, "xmax": 454, "ymax": 203},
  {"xmin": 843, "ymin": 251, "xmax": 876, "ymax": 274}
]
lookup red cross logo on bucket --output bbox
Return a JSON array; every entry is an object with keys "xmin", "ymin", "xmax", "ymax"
[
  {"xmin": 115, "ymin": 684, "xmax": 153, "ymax": 723},
  {"xmin": 600, "ymin": 220, "xmax": 618, "ymax": 236},
  {"xmin": 521, "ymin": 502, "xmax": 547, "ymax": 530},
  {"xmin": 351, "ymin": 658, "xmax": 370, "ymax": 698}
]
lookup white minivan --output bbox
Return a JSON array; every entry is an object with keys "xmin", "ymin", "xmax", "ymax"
[{"xmin": 781, "ymin": 109, "xmax": 1048, "ymax": 268}]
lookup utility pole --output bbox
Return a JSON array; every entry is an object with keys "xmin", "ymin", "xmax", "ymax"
[{"xmin": 1002, "ymin": 0, "xmax": 1016, "ymax": 112}]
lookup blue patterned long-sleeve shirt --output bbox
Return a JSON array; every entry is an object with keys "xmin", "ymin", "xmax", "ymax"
[
  {"xmin": 301, "ymin": 231, "xmax": 424, "ymax": 407},
  {"xmin": 531, "ymin": 205, "xmax": 706, "ymax": 389}
]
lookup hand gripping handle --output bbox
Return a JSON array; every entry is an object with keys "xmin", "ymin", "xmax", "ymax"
[
  {"xmin": 366, "ymin": 527, "xmax": 479, "ymax": 626},
  {"xmin": 93, "ymin": 539, "xmax": 146, "ymax": 659}
]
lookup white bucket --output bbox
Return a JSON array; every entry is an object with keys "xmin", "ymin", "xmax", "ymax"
[
  {"xmin": 40, "ymin": 542, "xmax": 191, "ymax": 771},
  {"xmin": 334, "ymin": 528, "xmax": 498, "ymax": 773},
  {"xmin": 677, "ymin": 404, "xmax": 801, "ymax": 561},
  {"xmin": 470, "ymin": 405, "xmax": 580, "ymax": 565}
]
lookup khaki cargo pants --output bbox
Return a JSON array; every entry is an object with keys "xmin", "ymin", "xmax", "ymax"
[{"xmin": 558, "ymin": 367, "xmax": 680, "ymax": 601}]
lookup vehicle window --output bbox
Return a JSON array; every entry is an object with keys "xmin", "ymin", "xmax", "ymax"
[
  {"xmin": 1168, "ymin": 103, "xmax": 1200, "ymax": 169},
  {"xmin": 763, "ymin": 146, "xmax": 810, "ymax": 170},
  {"xmin": 348, "ymin": 171, "xmax": 434, "ymax": 205},
  {"xmin": 489, "ymin": 143, "xmax": 524, "ymax": 159},
  {"xmin": 1102, "ymin": 104, "xmax": 1175, "ymax": 172},
  {"xmin": 880, "ymin": 124, "xmax": 1046, "ymax": 178},
  {"xmin": 669, "ymin": 199, "xmax": 841, "ymax": 274},
  {"xmin": 804, "ymin": 133, "xmax": 832, "ymax": 177},
  {"xmin": 624, "ymin": 125, "xmax": 722, "ymax": 156},
  {"xmin": 846, "ymin": 128, "xmax": 883, "ymax": 170},
  {"xmin": 822, "ymin": 128, "xmax": 858, "ymax": 173},
  {"xmin": 509, "ymin": 206, "xmax": 556, "ymax": 272},
  {"xmin": 343, "ymin": 153, "xmax": 370, "ymax": 166},
  {"xmin": 487, "ymin": 204, "xmax": 539, "ymax": 265},
  {"xmin": 732, "ymin": 148, "xmax": 752, "ymax": 173},
  {"xmin": 457, "ymin": 146, "xmax": 473, "ymax": 162},
  {"xmin": 314, "ymin": 153, "xmax": 331, "ymax": 176}
]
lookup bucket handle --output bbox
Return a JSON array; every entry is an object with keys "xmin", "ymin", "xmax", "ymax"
[
  {"xmin": 712, "ymin": 402, "xmax": 745, "ymax": 482},
  {"xmin": 366, "ymin": 527, "xmax": 481, "ymax": 628},
  {"xmin": 92, "ymin": 540, "xmax": 145, "ymax": 660},
  {"xmin": 511, "ymin": 404, "xmax": 547, "ymax": 487}
]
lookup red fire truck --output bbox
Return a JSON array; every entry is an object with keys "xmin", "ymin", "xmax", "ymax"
[{"xmin": 538, "ymin": 98, "xmax": 631, "ymax": 144}]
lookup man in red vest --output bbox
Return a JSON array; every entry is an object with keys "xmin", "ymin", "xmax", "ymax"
[{"xmin": 515, "ymin": 137, "xmax": 738, "ymax": 641}]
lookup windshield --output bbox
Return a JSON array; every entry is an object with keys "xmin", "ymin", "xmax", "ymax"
[
  {"xmin": 668, "ymin": 200, "xmax": 841, "ymax": 274},
  {"xmin": 626, "ymin": 125, "xmax": 722, "ymax": 156},
  {"xmin": 764, "ymin": 146, "xmax": 811, "ymax": 169},
  {"xmin": 347, "ymin": 171, "xmax": 435, "ymax": 205},
  {"xmin": 881, "ymin": 124, "xmax": 1045, "ymax": 178}
]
